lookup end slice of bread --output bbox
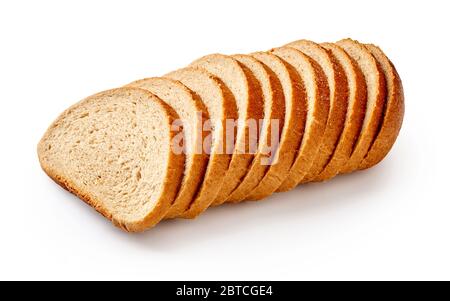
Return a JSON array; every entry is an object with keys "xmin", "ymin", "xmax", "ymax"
[
  {"xmin": 165, "ymin": 67, "xmax": 238, "ymax": 218},
  {"xmin": 285, "ymin": 40, "xmax": 349, "ymax": 183},
  {"xmin": 358, "ymin": 44, "xmax": 404, "ymax": 169},
  {"xmin": 272, "ymin": 47, "xmax": 330, "ymax": 192},
  {"xmin": 314, "ymin": 42, "xmax": 367, "ymax": 181},
  {"xmin": 37, "ymin": 87, "xmax": 185, "ymax": 232},
  {"xmin": 126, "ymin": 78, "xmax": 210, "ymax": 218},
  {"xmin": 336, "ymin": 39, "xmax": 386, "ymax": 173},
  {"xmin": 189, "ymin": 54, "xmax": 264, "ymax": 206}
]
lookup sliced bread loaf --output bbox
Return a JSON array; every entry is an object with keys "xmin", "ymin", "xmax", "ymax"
[
  {"xmin": 165, "ymin": 67, "xmax": 238, "ymax": 218},
  {"xmin": 37, "ymin": 87, "xmax": 185, "ymax": 232},
  {"xmin": 285, "ymin": 40, "xmax": 348, "ymax": 183},
  {"xmin": 272, "ymin": 47, "xmax": 330, "ymax": 192},
  {"xmin": 225, "ymin": 54, "xmax": 286, "ymax": 203},
  {"xmin": 314, "ymin": 42, "xmax": 367, "ymax": 181},
  {"xmin": 189, "ymin": 54, "xmax": 264, "ymax": 205},
  {"xmin": 126, "ymin": 77, "xmax": 210, "ymax": 218},
  {"xmin": 358, "ymin": 44, "xmax": 404, "ymax": 169},
  {"xmin": 245, "ymin": 52, "xmax": 307, "ymax": 200},
  {"xmin": 336, "ymin": 39, "xmax": 386, "ymax": 173}
]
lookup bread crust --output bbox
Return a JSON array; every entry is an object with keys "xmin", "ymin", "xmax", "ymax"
[
  {"xmin": 336, "ymin": 39, "xmax": 387, "ymax": 173},
  {"xmin": 165, "ymin": 68, "xmax": 238, "ymax": 218},
  {"xmin": 189, "ymin": 54, "xmax": 264, "ymax": 206},
  {"xmin": 285, "ymin": 40, "xmax": 349, "ymax": 183},
  {"xmin": 314, "ymin": 42, "xmax": 367, "ymax": 181},
  {"xmin": 245, "ymin": 52, "xmax": 307, "ymax": 200},
  {"xmin": 274, "ymin": 47, "xmax": 330, "ymax": 192},
  {"xmin": 358, "ymin": 44, "xmax": 404, "ymax": 169},
  {"xmin": 37, "ymin": 88, "xmax": 185, "ymax": 232},
  {"xmin": 225, "ymin": 54, "xmax": 286, "ymax": 203},
  {"xmin": 125, "ymin": 78, "xmax": 210, "ymax": 219}
]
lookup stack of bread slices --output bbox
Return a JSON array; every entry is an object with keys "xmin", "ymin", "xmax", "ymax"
[{"xmin": 38, "ymin": 38, "xmax": 404, "ymax": 232}]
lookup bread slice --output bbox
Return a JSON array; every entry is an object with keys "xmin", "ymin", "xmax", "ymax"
[
  {"xmin": 285, "ymin": 40, "xmax": 348, "ymax": 183},
  {"xmin": 189, "ymin": 54, "xmax": 264, "ymax": 206},
  {"xmin": 245, "ymin": 51, "xmax": 307, "ymax": 200},
  {"xmin": 225, "ymin": 54, "xmax": 285, "ymax": 203},
  {"xmin": 37, "ymin": 87, "xmax": 185, "ymax": 232},
  {"xmin": 358, "ymin": 44, "xmax": 404, "ymax": 169},
  {"xmin": 314, "ymin": 42, "xmax": 367, "ymax": 181},
  {"xmin": 336, "ymin": 39, "xmax": 386, "ymax": 173},
  {"xmin": 126, "ymin": 78, "xmax": 210, "ymax": 218},
  {"xmin": 165, "ymin": 67, "xmax": 238, "ymax": 218},
  {"xmin": 272, "ymin": 47, "xmax": 330, "ymax": 192}
]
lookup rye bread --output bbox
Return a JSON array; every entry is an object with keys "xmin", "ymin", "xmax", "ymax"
[
  {"xmin": 358, "ymin": 44, "xmax": 404, "ymax": 169},
  {"xmin": 285, "ymin": 40, "xmax": 349, "ymax": 183},
  {"xmin": 336, "ymin": 39, "xmax": 386, "ymax": 173},
  {"xmin": 272, "ymin": 47, "xmax": 330, "ymax": 192},
  {"xmin": 225, "ymin": 54, "xmax": 286, "ymax": 203},
  {"xmin": 314, "ymin": 42, "xmax": 367, "ymax": 181},
  {"xmin": 37, "ymin": 87, "xmax": 185, "ymax": 232},
  {"xmin": 245, "ymin": 52, "xmax": 307, "ymax": 200},
  {"xmin": 189, "ymin": 54, "xmax": 264, "ymax": 205},
  {"xmin": 165, "ymin": 67, "xmax": 238, "ymax": 218},
  {"xmin": 126, "ymin": 77, "xmax": 210, "ymax": 218}
]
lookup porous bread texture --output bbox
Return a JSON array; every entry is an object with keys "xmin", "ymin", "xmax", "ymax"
[
  {"xmin": 165, "ymin": 67, "xmax": 238, "ymax": 218},
  {"xmin": 336, "ymin": 39, "xmax": 386, "ymax": 173},
  {"xmin": 358, "ymin": 44, "xmax": 404, "ymax": 169},
  {"xmin": 285, "ymin": 40, "xmax": 348, "ymax": 183},
  {"xmin": 189, "ymin": 54, "xmax": 264, "ymax": 206},
  {"xmin": 272, "ymin": 47, "xmax": 330, "ymax": 192},
  {"xmin": 245, "ymin": 51, "xmax": 307, "ymax": 201},
  {"xmin": 126, "ymin": 77, "xmax": 210, "ymax": 218},
  {"xmin": 314, "ymin": 42, "xmax": 367, "ymax": 181},
  {"xmin": 225, "ymin": 54, "xmax": 286, "ymax": 203},
  {"xmin": 37, "ymin": 87, "xmax": 185, "ymax": 232}
]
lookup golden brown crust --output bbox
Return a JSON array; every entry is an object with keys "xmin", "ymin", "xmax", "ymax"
[
  {"xmin": 125, "ymin": 78, "xmax": 210, "ymax": 219},
  {"xmin": 170, "ymin": 69, "xmax": 238, "ymax": 218},
  {"xmin": 314, "ymin": 43, "xmax": 367, "ymax": 181},
  {"xmin": 213, "ymin": 62, "xmax": 264, "ymax": 204},
  {"xmin": 171, "ymin": 88, "xmax": 210, "ymax": 218},
  {"xmin": 165, "ymin": 84, "xmax": 210, "ymax": 219},
  {"xmin": 189, "ymin": 55, "xmax": 264, "ymax": 206},
  {"xmin": 337, "ymin": 39, "xmax": 387, "ymax": 173},
  {"xmin": 358, "ymin": 44, "xmax": 404, "ymax": 170},
  {"xmin": 286, "ymin": 40, "xmax": 349, "ymax": 183},
  {"xmin": 225, "ymin": 54, "xmax": 286, "ymax": 203},
  {"xmin": 275, "ymin": 47, "xmax": 330, "ymax": 192},
  {"xmin": 245, "ymin": 51, "xmax": 307, "ymax": 200},
  {"xmin": 37, "ymin": 88, "xmax": 185, "ymax": 232}
]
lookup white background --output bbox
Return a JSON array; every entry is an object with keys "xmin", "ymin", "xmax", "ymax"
[{"xmin": 0, "ymin": 0, "xmax": 449, "ymax": 281}]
